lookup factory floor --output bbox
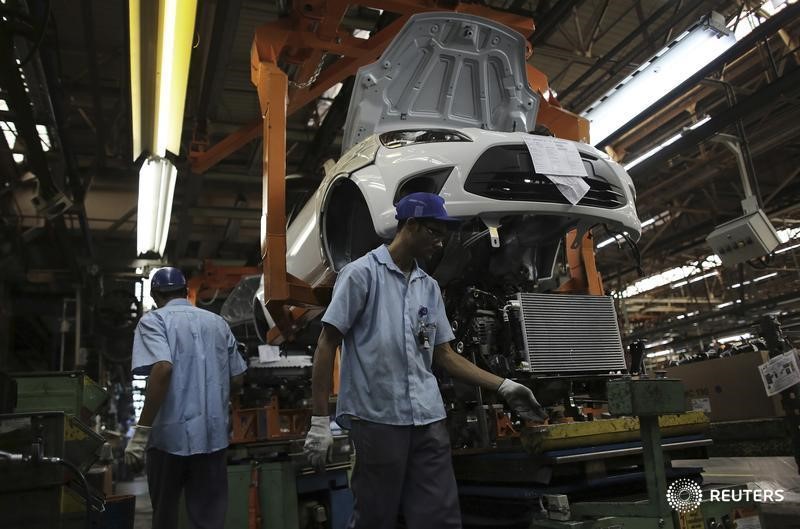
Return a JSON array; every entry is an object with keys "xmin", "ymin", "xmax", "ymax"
[
  {"xmin": 115, "ymin": 456, "xmax": 800, "ymax": 529},
  {"xmin": 116, "ymin": 476, "xmax": 152, "ymax": 529}
]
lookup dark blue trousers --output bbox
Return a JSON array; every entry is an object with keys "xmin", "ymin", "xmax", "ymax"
[
  {"xmin": 146, "ymin": 448, "xmax": 228, "ymax": 529},
  {"xmin": 347, "ymin": 419, "xmax": 462, "ymax": 529}
]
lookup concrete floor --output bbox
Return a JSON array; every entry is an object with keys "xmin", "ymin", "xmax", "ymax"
[
  {"xmin": 117, "ymin": 457, "xmax": 800, "ymax": 529},
  {"xmin": 116, "ymin": 476, "xmax": 152, "ymax": 529}
]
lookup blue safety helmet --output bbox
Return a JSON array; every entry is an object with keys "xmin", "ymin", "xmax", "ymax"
[
  {"xmin": 151, "ymin": 267, "xmax": 186, "ymax": 292},
  {"xmin": 395, "ymin": 192, "xmax": 460, "ymax": 222}
]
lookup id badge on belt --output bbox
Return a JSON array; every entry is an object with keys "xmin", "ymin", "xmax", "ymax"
[{"xmin": 417, "ymin": 306, "xmax": 436, "ymax": 351}]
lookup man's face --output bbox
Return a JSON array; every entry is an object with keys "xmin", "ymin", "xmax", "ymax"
[{"xmin": 410, "ymin": 218, "xmax": 449, "ymax": 259}]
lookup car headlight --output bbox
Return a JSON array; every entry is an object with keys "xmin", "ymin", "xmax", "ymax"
[{"xmin": 379, "ymin": 129, "xmax": 472, "ymax": 149}]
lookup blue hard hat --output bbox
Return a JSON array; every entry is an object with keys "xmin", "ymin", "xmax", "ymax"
[
  {"xmin": 151, "ymin": 267, "xmax": 186, "ymax": 292},
  {"xmin": 395, "ymin": 192, "xmax": 460, "ymax": 222}
]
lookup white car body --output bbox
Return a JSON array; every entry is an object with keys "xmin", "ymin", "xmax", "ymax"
[
  {"xmin": 285, "ymin": 128, "xmax": 640, "ymax": 286},
  {"xmin": 256, "ymin": 12, "xmax": 641, "ymax": 333}
]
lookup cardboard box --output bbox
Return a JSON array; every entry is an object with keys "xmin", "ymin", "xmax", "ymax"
[{"xmin": 665, "ymin": 351, "xmax": 785, "ymax": 422}]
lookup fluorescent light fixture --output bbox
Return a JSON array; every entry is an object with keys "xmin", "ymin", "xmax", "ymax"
[
  {"xmin": 645, "ymin": 339, "xmax": 672, "ymax": 349},
  {"xmin": 647, "ymin": 349, "xmax": 674, "ymax": 358},
  {"xmin": 717, "ymin": 332, "xmax": 752, "ymax": 344},
  {"xmin": 597, "ymin": 235, "xmax": 621, "ymax": 249},
  {"xmin": 689, "ymin": 271, "xmax": 717, "ymax": 283},
  {"xmin": 752, "ymin": 272, "xmax": 778, "ymax": 282},
  {"xmin": 716, "ymin": 299, "xmax": 742, "ymax": 309},
  {"xmin": 137, "ymin": 156, "xmax": 177, "ymax": 256},
  {"xmin": 583, "ymin": 13, "xmax": 734, "ymax": 146},
  {"xmin": 641, "ymin": 217, "xmax": 656, "ymax": 228},
  {"xmin": 129, "ymin": 0, "xmax": 197, "ymax": 159},
  {"xmin": 776, "ymin": 242, "xmax": 800, "ymax": 254},
  {"xmin": 624, "ymin": 116, "xmax": 711, "ymax": 170},
  {"xmin": 671, "ymin": 280, "xmax": 689, "ymax": 289},
  {"xmin": 130, "ymin": 0, "xmax": 197, "ymax": 257},
  {"xmin": 0, "ymin": 99, "xmax": 7, "ymax": 111}
]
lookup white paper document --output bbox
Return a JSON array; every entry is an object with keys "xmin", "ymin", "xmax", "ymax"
[
  {"xmin": 545, "ymin": 175, "xmax": 591, "ymax": 205},
  {"xmin": 522, "ymin": 136, "xmax": 590, "ymax": 205},
  {"xmin": 258, "ymin": 344, "xmax": 282, "ymax": 363},
  {"xmin": 758, "ymin": 349, "xmax": 800, "ymax": 396},
  {"xmin": 522, "ymin": 135, "xmax": 589, "ymax": 177}
]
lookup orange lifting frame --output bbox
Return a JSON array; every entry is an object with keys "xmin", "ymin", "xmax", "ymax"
[{"xmin": 189, "ymin": 0, "xmax": 598, "ymax": 340}]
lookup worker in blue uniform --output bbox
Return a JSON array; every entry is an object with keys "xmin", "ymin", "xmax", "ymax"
[
  {"xmin": 125, "ymin": 267, "xmax": 248, "ymax": 529},
  {"xmin": 304, "ymin": 192, "xmax": 546, "ymax": 529}
]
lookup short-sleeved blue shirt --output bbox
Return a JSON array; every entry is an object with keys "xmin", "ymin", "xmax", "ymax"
[
  {"xmin": 132, "ymin": 299, "xmax": 248, "ymax": 455},
  {"xmin": 322, "ymin": 245, "xmax": 455, "ymax": 428}
]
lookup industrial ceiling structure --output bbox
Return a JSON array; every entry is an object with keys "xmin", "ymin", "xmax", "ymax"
[{"xmin": 1, "ymin": 0, "xmax": 799, "ymax": 367}]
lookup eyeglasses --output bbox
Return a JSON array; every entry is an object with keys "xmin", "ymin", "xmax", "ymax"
[{"xmin": 420, "ymin": 223, "xmax": 448, "ymax": 241}]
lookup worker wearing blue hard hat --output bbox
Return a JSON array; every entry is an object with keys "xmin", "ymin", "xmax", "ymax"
[
  {"xmin": 126, "ymin": 266, "xmax": 247, "ymax": 529},
  {"xmin": 304, "ymin": 193, "xmax": 546, "ymax": 529}
]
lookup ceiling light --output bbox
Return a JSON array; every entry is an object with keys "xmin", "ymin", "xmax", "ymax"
[
  {"xmin": 597, "ymin": 235, "xmax": 623, "ymax": 249},
  {"xmin": 647, "ymin": 349, "xmax": 674, "ymax": 358},
  {"xmin": 776, "ymin": 242, "xmax": 800, "ymax": 254},
  {"xmin": 137, "ymin": 156, "xmax": 177, "ymax": 257},
  {"xmin": 624, "ymin": 116, "xmax": 711, "ymax": 170},
  {"xmin": 716, "ymin": 333, "xmax": 752, "ymax": 344},
  {"xmin": 689, "ymin": 271, "xmax": 717, "ymax": 283},
  {"xmin": 129, "ymin": 0, "xmax": 197, "ymax": 257},
  {"xmin": 752, "ymin": 272, "xmax": 778, "ymax": 282},
  {"xmin": 583, "ymin": 13, "xmax": 734, "ymax": 145},
  {"xmin": 645, "ymin": 339, "xmax": 672, "ymax": 349}
]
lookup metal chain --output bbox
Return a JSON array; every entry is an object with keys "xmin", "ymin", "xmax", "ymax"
[{"xmin": 288, "ymin": 53, "xmax": 328, "ymax": 89}]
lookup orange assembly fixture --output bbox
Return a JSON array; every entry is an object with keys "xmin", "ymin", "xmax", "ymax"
[
  {"xmin": 189, "ymin": 0, "xmax": 599, "ymax": 341},
  {"xmin": 186, "ymin": 260, "xmax": 259, "ymax": 306}
]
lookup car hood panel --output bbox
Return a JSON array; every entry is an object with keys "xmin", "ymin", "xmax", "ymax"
[{"xmin": 342, "ymin": 12, "xmax": 539, "ymax": 153}]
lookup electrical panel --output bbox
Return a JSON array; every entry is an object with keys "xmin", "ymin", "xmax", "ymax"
[{"xmin": 706, "ymin": 209, "xmax": 780, "ymax": 267}]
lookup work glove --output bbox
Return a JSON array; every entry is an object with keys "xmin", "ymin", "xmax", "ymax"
[
  {"xmin": 497, "ymin": 379, "xmax": 548, "ymax": 422},
  {"xmin": 303, "ymin": 416, "xmax": 333, "ymax": 471},
  {"xmin": 124, "ymin": 425, "xmax": 151, "ymax": 474}
]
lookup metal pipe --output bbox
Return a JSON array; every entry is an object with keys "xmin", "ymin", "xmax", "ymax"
[{"xmin": 703, "ymin": 77, "xmax": 763, "ymax": 207}]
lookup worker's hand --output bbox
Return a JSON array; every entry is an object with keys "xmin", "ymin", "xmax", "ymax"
[
  {"xmin": 303, "ymin": 416, "xmax": 333, "ymax": 471},
  {"xmin": 124, "ymin": 425, "xmax": 151, "ymax": 474},
  {"xmin": 497, "ymin": 379, "xmax": 548, "ymax": 422}
]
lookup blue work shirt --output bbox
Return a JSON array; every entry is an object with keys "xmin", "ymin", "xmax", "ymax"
[
  {"xmin": 132, "ymin": 299, "xmax": 247, "ymax": 456},
  {"xmin": 322, "ymin": 245, "xmax": 455, "ymax": 428}
]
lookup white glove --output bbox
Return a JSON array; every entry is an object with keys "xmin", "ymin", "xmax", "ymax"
[
  {"xmin": 303, "ymin": 416, "xmax": 333, "ymax": 470},
  {"xmin": 497, "ymin": 379, "xmax": 548, "ymax": 422},
  {"xmin": 124, "ymin": 425, "xmax": 151, "ymax": 473}
]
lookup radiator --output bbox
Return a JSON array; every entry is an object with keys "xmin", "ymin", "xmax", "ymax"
[{"xmin": 516, "ymin": 292, "xmax": 627, "ymax": 375}]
